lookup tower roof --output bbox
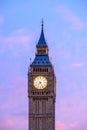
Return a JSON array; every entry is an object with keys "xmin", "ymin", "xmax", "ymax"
[
  {"xmin": 30, "ymin": 21, "xmax": 52, "ymax": 67},
  {"xmin": 31, "ymin": 55, "xmax": 51, "ymax": 66},
  {"xmin": 37, "ymin": 20, "xmax": 47, "ymax": 47}
]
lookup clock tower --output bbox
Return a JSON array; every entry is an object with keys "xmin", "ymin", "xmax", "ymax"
[{"xmin": 28, "ymin": 21, "xmax": 56, "ymax": 130}]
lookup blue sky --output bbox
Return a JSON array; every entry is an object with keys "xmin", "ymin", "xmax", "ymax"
[{"xmin": 0, "ymin": 0, "xmax": 87, "ymax": 130}]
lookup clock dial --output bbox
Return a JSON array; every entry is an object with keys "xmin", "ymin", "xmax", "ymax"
[{"xmin": 33, "ymin": 76, "xmax": 47, "ymax": 89}]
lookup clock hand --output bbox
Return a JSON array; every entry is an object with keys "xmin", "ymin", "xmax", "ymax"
[{"xmin": 39, "ymin": 81, "xmax": 43, "ymax": 89}]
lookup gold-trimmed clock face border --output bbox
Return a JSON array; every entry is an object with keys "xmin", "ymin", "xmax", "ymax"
[{"xmin": 33, "ymin": 76, "xmax": 48, "ymax": 90}]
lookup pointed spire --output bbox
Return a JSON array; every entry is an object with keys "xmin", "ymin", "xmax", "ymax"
[
  {"xmin": 41, "ymin": 18, "xmax": 44, "ymax": 30},
  {"xmin": 37, "ymin": 19, "xmax": 47, "ymax": 47}
]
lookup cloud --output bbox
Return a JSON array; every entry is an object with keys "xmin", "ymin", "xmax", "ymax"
[
  {"xmin": 0, "ymin": 75, "xmax": 27, "ymax": 107},
  {"xmin": 0, "ymin": 119, "xmax": 13, "ymax": 130},
  {"xmin": 56, "ymin": 5, "xmax": 86, "ymax": 30},
  {"xmin": 69, "ymin": 122, "xmax": 78, "ymax": 128},
  {"xmin": 0, "ymin": 28, "xmax": 33, "ymax": 55},
  {"xmin": 0, "ymin": 120, "xmax": 13, "ymax": 127},
  {"xmin": 56, "ymin": 120, "xmax": 78, "ymax": 130},
  {"xmin": 71, "ymin": 62, "xmax": 85, "ymax": 67},
  {"xmin": 0, "ymin": 75, "xmax": 28, "ymax": 130},
  {"xmin": 0, "ymin": 117, "xmax": 27, "ymax": 130},
  {"xmin": 56, "ymin": 121, "xmax": 67, "ymax": 130},
  {"xmin": 56, "ymin": 93, "xmax": 87, "ymax": 130}
]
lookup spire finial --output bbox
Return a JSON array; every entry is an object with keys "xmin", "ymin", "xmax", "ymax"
[
  {"xmin": 41, "ymin": 18, "xmax": 44, "ymax": 30},
  {"xmin": 36, "ymin": 19, "xmax": 47, "ymax": 47}
]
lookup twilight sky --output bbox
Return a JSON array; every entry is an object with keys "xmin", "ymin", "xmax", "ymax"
[{"xmin": 0, "ymin": 0, "xmax": 87, "ymax": 130}]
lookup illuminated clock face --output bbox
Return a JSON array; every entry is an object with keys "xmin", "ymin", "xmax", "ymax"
[{"xmin": 33, "ymin": 76, "xmax": 47, "ymax": 89}]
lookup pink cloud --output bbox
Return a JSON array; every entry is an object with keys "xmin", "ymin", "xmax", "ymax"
[
  {"xmin": 0, "ymin": 118, "xmax": 27, "ymax": 130},
  {"xmin": 57, "ymin": 5, "xmax": 86, "ymax": 30},
  {"xmin": 56, "ymin": 120, "xmax": 78, "ymax": 130},
  {"xmin": 11, "ymin": 76, "xmax": 27, "ymax": 103},
  {"xmin": 0, "ymin": 28, "xmax": 33, "ymax": 55},
  {"xmin": 0, "ymin": 119, "xmax": 13, "ymax": 129},
  {"xmin": 57, "ymin": 50, "xmax": 71, "ymax": 59},
  {"xmin": 69, "ymin": 122, "xmax": 78, "ymax": 128},
  {"xmin": 4, "ymin": 28, "xmax": 32, "ymax": 45},
  {"xmin": 5, "ymin": 35, "xmax": 30, "ymax": 45},
  {"xmin": 0, "ymin": 75, "xmax": 28, "ymax": 130},
  {"xmin": 13, "ymin": 28, "xmax": 26, "ymax": 34},
  {"xmin": 0, "ymin": 75, "xmax": 27, "ymax": 108},
  {"xmin": 3, "ymin": 120, "xmax": 13, "ymax": 127},
  {"xmin": 56, "ymin": 121, "xmax": 67, "ymax": 130},
  {"xmin": 55, "ymin": 92, "xmax": 87, "ymax": 130},
  {"xmin": 71, "ymin": 62, "xmax": 85, "ymax": 67}
]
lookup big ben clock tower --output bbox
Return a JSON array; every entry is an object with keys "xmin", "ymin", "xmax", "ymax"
[{"xmin": 28, "ymin": 21, "xmax": 56, "ymax": 130}]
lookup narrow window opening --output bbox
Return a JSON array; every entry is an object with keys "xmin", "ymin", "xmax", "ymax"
[
  {"xmin": 40, "ymin": 68, "xmax": 41, "ymax": 72},
  {"xmin": 36, "ymin": 68, "xmax": 37, "ymax": 72},
  {"xmin": 38, "ymin": 68, "xmax": 39, "ymax": 72}
]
